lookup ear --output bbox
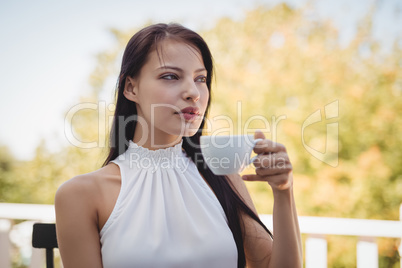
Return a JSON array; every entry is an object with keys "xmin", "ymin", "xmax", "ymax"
[{"xmin": 123, "ymin": 76, "xmax": 139, "ymax": 102}]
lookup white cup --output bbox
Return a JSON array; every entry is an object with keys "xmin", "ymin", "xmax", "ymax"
[{"xmin": 200, "ymin": 135, "xmax": 262, "ymax": 175}]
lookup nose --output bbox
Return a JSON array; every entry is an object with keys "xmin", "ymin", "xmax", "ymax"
[{"xmin": 183, "ymin": 79, "xmax": 200, "ymax": 102}]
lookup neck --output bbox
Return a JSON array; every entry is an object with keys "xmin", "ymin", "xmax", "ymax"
[{"xmin": 132, "ymin": 126, "xmax": 182, "ymax": 150}]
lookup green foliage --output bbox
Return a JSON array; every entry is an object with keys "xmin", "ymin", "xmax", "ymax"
[
  {"xmin": 203, "ymin": 4, "xmax": 402, "ymax": 266},
  {"xmin": 0, "ymin": 145, "xmax": 18, "ymax": 202},
  {"xmin": 202, "ymin": 3, "xmax": 402, "ymax": 218},
  {"xmin": 202, "ymin": 4, "xmax": 402, "ymax": 267}
]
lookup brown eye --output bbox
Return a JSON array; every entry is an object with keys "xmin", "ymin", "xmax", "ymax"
[
  {"xmin": 161, "ymin": 74, "xmax": 178, "ymax": 80},
  {"xmin": 195, "ymin": 76, "xmax": 207, "ymax": 83}
]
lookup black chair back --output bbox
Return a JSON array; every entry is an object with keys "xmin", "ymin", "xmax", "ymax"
[{"xmin": 32, "ymin": 223, "xmax": 58, "ymax": 268}]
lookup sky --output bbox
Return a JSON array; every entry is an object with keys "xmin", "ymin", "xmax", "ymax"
[{"xmin": 0, "ymin": 0, "xmax": 401, "ymax": 160}]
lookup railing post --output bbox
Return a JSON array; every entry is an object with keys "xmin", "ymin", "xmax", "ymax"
[
  {"xmin": 0, "ymin": 219, "xmax": 12, "ymax": 268},
  {"xmin": 400, "ymin": 204, "xmax": 402, "ymax": 268},
  {"xmin": 305, "ymin": 234, "xmax": 327, "ymax": 268},
  {"xmin": 357, "ymin": 237, "xmax": 378, "ymax": 268},
  {"xmin": 29, "ymin": 248, "xmax": 45, "ymax": 268}
]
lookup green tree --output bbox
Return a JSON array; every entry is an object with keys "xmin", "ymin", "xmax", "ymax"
[
  {"xmin": 0, "ymin": 145, "xmax": 19, "ymax": 202},
  {"xmin": 202, "ymin": 3, "xmax": 402, "ymax": 266}
]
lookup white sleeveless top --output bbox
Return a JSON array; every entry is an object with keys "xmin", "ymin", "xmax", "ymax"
[{"xmin": 99, "ymin": 140, "xmax": 238, "ymax": 268}]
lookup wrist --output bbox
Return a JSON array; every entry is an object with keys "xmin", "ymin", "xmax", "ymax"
[
  {"xmin": 269, "ymin": 180, "xmax": 293, "ymax": 192},
  {"xmin": 271, "ymin": 182, "xmax": 293, "ymax": 196}
]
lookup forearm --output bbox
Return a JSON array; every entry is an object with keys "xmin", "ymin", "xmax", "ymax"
[{"xmin": 268, "ymin": 185, "xmax": 302, "ymax": 268}]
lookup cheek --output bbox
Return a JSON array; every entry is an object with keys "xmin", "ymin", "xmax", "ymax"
[
  {"xmin": 151, "ymin": 107, "xmax": 175, "ymax": 122},
  {"xmin": 153, "ymin": 89, "xmax": 180, "ymax": 104},
  {"xmin": 201, "ymin": 90, "xmax": 210, "ymax": 111},
  {"xmin": 141, "ymin": 91, "xmax": 178, "ymax": 112}
]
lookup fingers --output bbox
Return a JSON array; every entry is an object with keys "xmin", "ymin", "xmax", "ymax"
[
  {"xmin": 242, "ymin": 174, "xmax": 261, "ymax": 181},
  {"xmin": 244, "ymin": 152, "xmax": 292, "ymax": 180},
  {"xmin": 253, "ymin": 130, "xmax": 285, "ymax": 155},
  {"xmin": 253, "ymin": 139, "xmax": 287, "ymax": 155},
  {"xmin": 242, "ymin": 172, "xmax": 293, "ymax": 191},
  {"xmin": 254, "ymin": 129, "xmax": 266, "ymax": 140},
  {"xmin": 252, "ymin": 151, "xmax": 290, "ymax": 169},
  {"xmin": 247, "ymin": 131, "xmax": 293, "ymax": 187},
  {"xmin": 255, "ymin": 162, "xmax": 292, "ymax": 177}
]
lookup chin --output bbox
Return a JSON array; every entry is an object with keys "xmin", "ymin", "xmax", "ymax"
[
  {"xmin": 184, "ymin": 121, "xmax": 203, "ymax": 136},
  {"xmin": 177, "ymin": 125, "xmax": 199, "ymax": 137},
  {"xmin": 165, "ymin": 119, "xmax": 203, "ymax": 137},
  {"xmin": 172, "ymin": 126, "xmax": 201, "ymax": 138},
  {"xmin": 182, "ymin": 131, "xmax": 199, "ymax": 137}
]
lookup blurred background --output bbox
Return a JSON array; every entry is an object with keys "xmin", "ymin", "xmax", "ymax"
[{"xmin": 1, "ymin": 0, "xmax": 401, "ymax": 267}]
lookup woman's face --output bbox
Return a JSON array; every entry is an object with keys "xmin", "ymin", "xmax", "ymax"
[{"xmin": 124, "ymin": 39, "xmax": 209, "ymax": 147}]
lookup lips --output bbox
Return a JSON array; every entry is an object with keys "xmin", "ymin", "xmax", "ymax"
[
  {"xmin": 175, "ymin": 106, "xmax": 200, "ymax": 121},
  {"xmin": 179, "ymin": 107, "xmax": 200, "ymax": 115}
]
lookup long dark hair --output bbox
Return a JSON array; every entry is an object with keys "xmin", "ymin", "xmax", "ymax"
[{"xmin": 103, "ymin": 23, "xmax": 272, "ymax": 267}]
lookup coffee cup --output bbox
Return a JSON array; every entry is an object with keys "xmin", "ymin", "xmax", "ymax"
[{"xmin": 200, "ymin": 135, "xmax": 262, "ymax": 175}]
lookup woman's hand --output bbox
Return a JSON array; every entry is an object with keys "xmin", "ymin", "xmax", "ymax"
[
  {"xmin": 242, "ymin": 130, "xmax": 302, "ymax": 267},
  {"xmin": 242, "ymin": 130, "xmax": 293, "ymax": 191}
]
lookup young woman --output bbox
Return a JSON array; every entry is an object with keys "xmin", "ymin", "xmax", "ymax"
[{"xmin": 55, "ymin": 23, "xmax": 302, "ymax": 268}]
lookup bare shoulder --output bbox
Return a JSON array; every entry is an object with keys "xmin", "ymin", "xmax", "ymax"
[
  {"xmin": 55, "ymin": 164, "xmax": 121, "ymax": 267},
  {"xmin": 54, "ymin": 164, "xmax": 120, "ymax": 267},
  {"xmin": 55, "ymin": 163, "xmax": 122, "ymax": 229},
  {"xmin": 55, "ymin": 163, "xmax": 120, "ymax": 204},
  {"xmin": 55, "ymin": 173, "xmax": 97, "ymax": 201}
]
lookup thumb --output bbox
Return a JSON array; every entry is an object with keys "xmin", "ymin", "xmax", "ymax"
[{"xmin": 254, "ymin": 129, "xmax": 265, "ymax": 140}]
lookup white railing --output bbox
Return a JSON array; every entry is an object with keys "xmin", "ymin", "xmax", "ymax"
[
  {"xmin": 0, "ymin": 203, "xmax": 56, "ymax": 268},
  {"xmin": 1, "ymin": 203, "xmax": 401, "ymax": 268},
  {"xmin": 260, "ymin": 213, "xmax": 402, "ymax": 268}
]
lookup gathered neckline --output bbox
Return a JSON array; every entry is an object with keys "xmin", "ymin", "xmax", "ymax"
[{"xmin": 127, "ymin": 140, "xmax": 184, "ymax": 159}]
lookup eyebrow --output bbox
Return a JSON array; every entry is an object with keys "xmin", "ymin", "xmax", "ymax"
[{"xmin": 157, "ymin": 65, "xmax": 207, "ymax": 73}]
